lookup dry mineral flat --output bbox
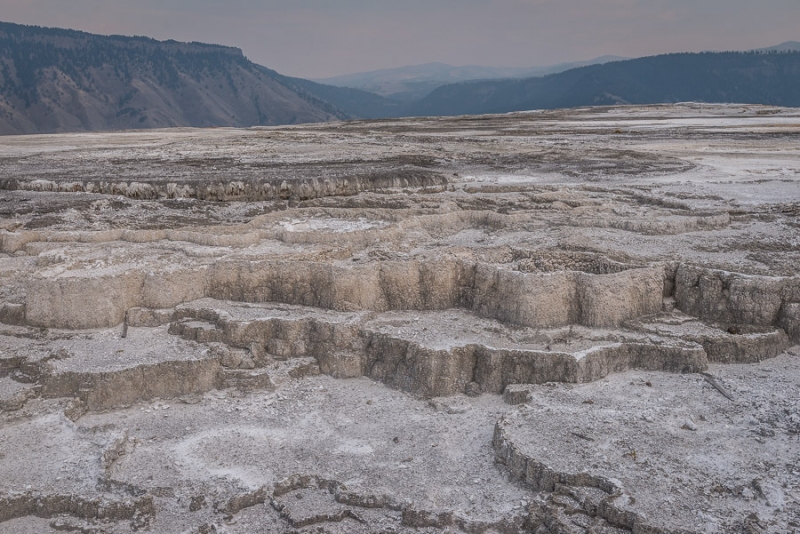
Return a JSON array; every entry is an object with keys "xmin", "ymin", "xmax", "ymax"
[{"xmin": 0, "ymin": 103, "xmax": 798, "ymax": 533}]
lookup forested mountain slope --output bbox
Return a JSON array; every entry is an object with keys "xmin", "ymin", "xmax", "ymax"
[{"xmin": 410, "ymin": 52, "xmax": 800, "ymax": 117}]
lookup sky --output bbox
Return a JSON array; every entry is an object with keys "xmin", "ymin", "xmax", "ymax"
[{"xmin": 2, "ymin": 0, "xmax": 799, "ymax": 78}]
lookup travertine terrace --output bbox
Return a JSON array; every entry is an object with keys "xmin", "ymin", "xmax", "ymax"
[{"xmin": 0, "ymin": 103, "xmax": 798, "ymax": 533}]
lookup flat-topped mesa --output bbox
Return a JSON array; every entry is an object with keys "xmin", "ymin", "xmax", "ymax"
[{"xmin": 23, "ymin": 259, "xmax": 664, "ymax": 331}]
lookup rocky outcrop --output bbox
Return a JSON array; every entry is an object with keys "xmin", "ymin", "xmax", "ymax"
[
  {"xmin": 27, "ymin": 272, "xmax": 146, "ymax": 330},
  {"xmin": 24, "ymin": 260, "xmax": 666, "ymax": 331},
  {"xmin": 494, "ymin": 419, "xmax": 678, "ymax": 534},
  {"xmin": 674, "ymin": 265, "xmax": 799, "ymax": 332},
  {"xmin": 0, "ymin": 378, "xmax": 36, "ymax": 412},
  {"xmin": 42, "ymin": 357, "xmax": 221, "ymax": 411},
  {"xmin": 673, "ymin": 265, "xmax": 800, "ymax": 347},
  {"xmin": 126, "ymin": 300, "xmax": 712, "ymax": 397},
  {"xmin": 364, "ymin": 338, "xmax": 707, "ymax": 397},
  {"xmin": 0, "ymin": 492, "xmax": 154, "ymax": 528},
  {"xmin": 270, "ymin": 474, "xmax": 528, "ymax": 533},
  {"xmin": 1, "ymin": 170, "xmax": 447, "ymax": 202},
  {"xmin": 4, "ymin": 287, "xmax": 791, "ymax": 409}
]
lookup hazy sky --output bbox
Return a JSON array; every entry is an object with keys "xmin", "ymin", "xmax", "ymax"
[{"xmin": 2, "ymin": 0, "xmax": 799, "ymax": 78}]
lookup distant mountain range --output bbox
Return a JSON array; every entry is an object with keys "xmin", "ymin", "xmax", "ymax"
[
  {"xmin": 754, "ymin": 41, "xmax": 800, "ymax": 53},
  {"xmin": 0, "ymin": 20, "xmax": 798, "ymax": 135},
  {"xmin": 313, "ymin": 57, "xmax": 627, "ymax": 102},
  {"xmin": 264, "ymin": 72, "xmax": 405, "ymax": 121},
  {"xmin": 315, "ymin": 43, "xmax": 800, "ymax": 103},
  {"xmin": 408, "ymin": 51, "xmax": 800, "ymax": 117}
]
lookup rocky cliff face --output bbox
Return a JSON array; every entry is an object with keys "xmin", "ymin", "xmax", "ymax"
[{"xmin": 0, "ymin": 22, "xmax": 343, "ymax": 134}]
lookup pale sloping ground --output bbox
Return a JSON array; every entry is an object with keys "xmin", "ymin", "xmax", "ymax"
[{"xmin": 0, "ymin": 104, "xmax": 798, "ymax": 533}]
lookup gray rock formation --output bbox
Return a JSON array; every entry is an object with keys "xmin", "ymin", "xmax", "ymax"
[{"xmin": 0, "ymin": 104, "xmax": 798, "ymax": 533}]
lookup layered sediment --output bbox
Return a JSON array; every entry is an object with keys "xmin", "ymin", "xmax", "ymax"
[{"xmin": 0, "ymin": 104, "xmax": 798, "ymax": 533}]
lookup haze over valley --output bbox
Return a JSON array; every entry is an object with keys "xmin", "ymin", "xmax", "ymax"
[{"xmin": 0, "ymin": 21, "xmax": 798, "ymax": 134}]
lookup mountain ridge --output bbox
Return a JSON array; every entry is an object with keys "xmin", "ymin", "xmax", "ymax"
[
  {"xmin": 312, "ymin": 56, "xmax": 628, "ymax": 101},
  {"xmin": 754, "ymin": 41, "xmax": 800, "ymax": 53},
  {"xmin": 409, "ymin": 51, "xmax": 800, "ymax": 117},
  {"xmin": 0, "ymin": 21, "xmax": 362, "ymax": 134}
]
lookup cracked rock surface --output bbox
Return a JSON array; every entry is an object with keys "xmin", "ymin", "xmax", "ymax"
[{"xmin": 0, "ymin": 103, "xmax": 798, "ymax": 533}]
